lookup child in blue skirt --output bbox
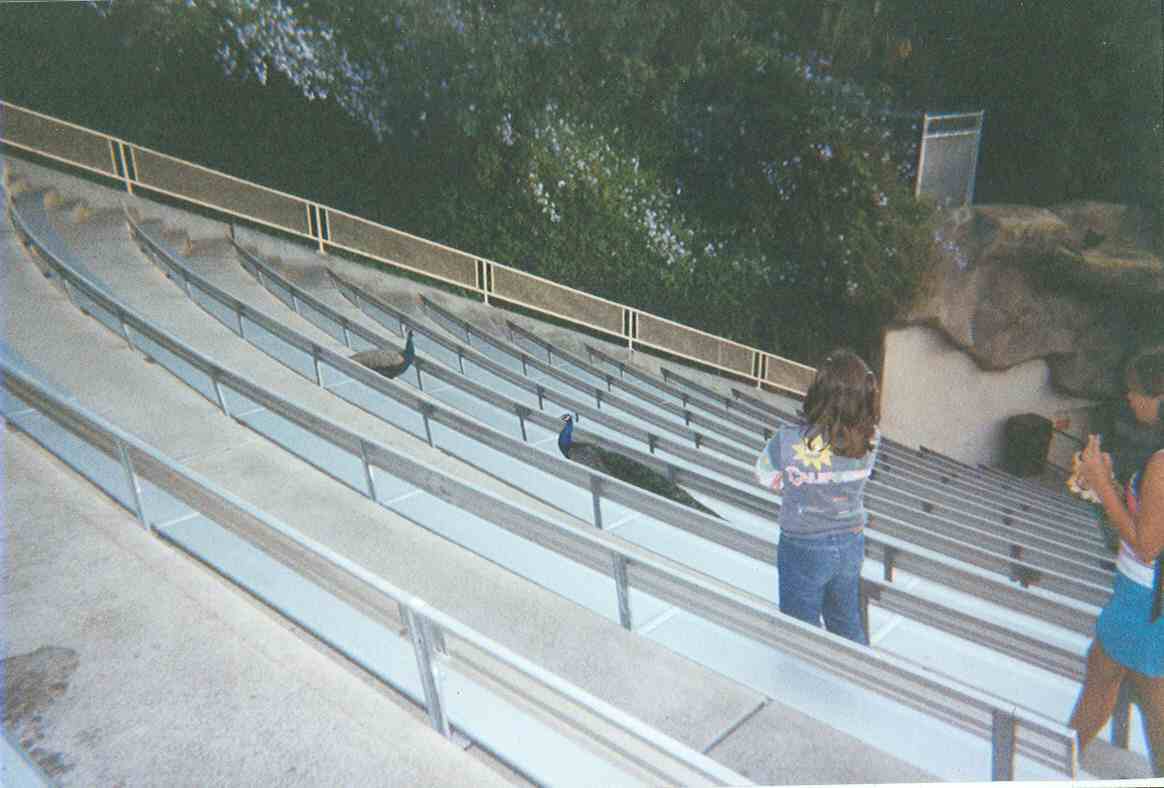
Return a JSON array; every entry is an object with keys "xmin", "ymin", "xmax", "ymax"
[{"xmin": 1070, "ymin": 346, "xmax": 1164, "ymax": 775}]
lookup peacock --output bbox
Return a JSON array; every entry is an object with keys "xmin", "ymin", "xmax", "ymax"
[
  {"xmin": 350, "ymin": 330, "xmax": 415, "ymax": 379},
  {"xmin": 557, "ymin": 414, "xmax": 720, "ymax": 518}
]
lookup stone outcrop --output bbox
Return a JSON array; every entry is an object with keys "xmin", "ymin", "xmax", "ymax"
[{"xmin": 901, "ymin": 201, "xmax": 1162, "ymax": 398}]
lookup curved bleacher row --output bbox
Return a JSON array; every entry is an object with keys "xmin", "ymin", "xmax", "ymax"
[
  {"xmin": 332, "ymin": 268, "xmax": 1113, "ymax": 609},
  {"xmin": 226, "ymin": 236, "xmax": 1099, "ymax": 655},
  {"xmin": 2, "ymin": 171, "xmax": 785, "ymax": 783},
  {"xmin": 2, "ymin": 358, "xmax": 743, "ymax": 787},
  {"xmin": 714, "ymin": 379, "xmax": 1097, "ymax": 525},
  {"xmin": 10, "ymin": 168, "xmax": 1073, "ymax": 781},
  {"xmin": 124, "ymin": 197, "xmax": 1113, "ymax": 776},
  {"xmin": 424, "ymin": 293, "xmax": 1105, "ymax": 550},
  {"xmin": 26, "ymin": 173, "xmax": 1091, "ymax": 778},
  {"xmin": 140, "ymin": 208, "xmax": 1092, "ymax": 689},
  {"xmin": 5, "ymin": 157, "xmax": 1153, "ymax": 781},
  {"xmin": 3, "ymin": 181, "xmax": 764, "ymax": 786},
  {"xmin": 2, "ymin": 162, "xmax": 954, "ymax": 785}
]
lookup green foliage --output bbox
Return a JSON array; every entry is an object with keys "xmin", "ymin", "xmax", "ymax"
[
  {"xmin": 23, "ymin": 0, "xmax": 1117, "ymax": 366},
  {"xmin": 887, "ymin": 0, "xmax": 1163, "ymax": 247}
]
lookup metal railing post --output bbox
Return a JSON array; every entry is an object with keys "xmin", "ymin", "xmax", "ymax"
[
  {"xmin": 402, "ymin": 605, "xmax": 451, "ymax": 738},
  {"xmin": 211, "ymin": 373, "xmax": 231, "ymax": 418},
  {"xmin": 991, "ymin": 709, "xmax": 1016, "ymax": 781},
  {"xmin": 967, "ymin": 111, "xmax": 985, "ymax": 205},
  {"xmin": 883, "ymin": 545, "xmax": 898, "ymax": 582},
  {"xmin": 420, "ymin": 404, "xmax": 434, "ymax": 447},
  {"xmin": 116, "ymin": 440, "xmax": 147, "ymax": 527},
  {"xmin": 915, "ymin": 113, "xmax": 931, "ymax": 199},
  {"xmin": 514, "ymin": 405, "xmax": 529, "ymax": 443},
  {"xmin": 612, "ymin": 554, "xmax": 633, "ymax": 629},
  {"xmin": 317, "ymin": 206, "xmax": 329, "ymax": 255},
  {"xmin": 115, "ymin": 305, "xmax": 134, "ymax": 348},
  {"xmin": 311, "ymin": 346, "xmax": 323, "ymax": 386},
  {"xmin": 859, "ymin": 584, "xmax": 871, "ymax": 641},
  {"xmin": 118, "ymin": 141, "xmax": 135, "ymax": 195},
  {"xmin": 359, "ymin": 440, "xmax": 377, "ymax": 501},
  {"xmin": 590, "ymin": 476, "xmax": 604, "ymax": 529},
  {"xmin": 59, "ymin": 276, "xmax": 78, "ymax": 306}
]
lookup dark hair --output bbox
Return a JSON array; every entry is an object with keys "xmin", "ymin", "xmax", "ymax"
[
  {"xmin": 1127, "ymin": 346, "xmax": 1164, "ymax": 398},
  {"xmin": 801, "ymin": 348, "xmax": 880, "ymax": 458}
]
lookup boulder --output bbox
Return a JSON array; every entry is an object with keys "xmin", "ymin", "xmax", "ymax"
[{"xmin": 902, "ymin": 201, "xmax": 1162, "ymax": 398}]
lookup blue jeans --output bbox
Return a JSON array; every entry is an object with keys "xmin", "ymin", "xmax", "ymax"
[{"xmin": 777, "ymin": 530, "xmax": 868, "ymax": 645}]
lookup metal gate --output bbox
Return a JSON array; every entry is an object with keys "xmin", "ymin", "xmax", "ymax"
[{"xmin": 916, "ymin": 111, "xmax": 984, "ymax": 209}]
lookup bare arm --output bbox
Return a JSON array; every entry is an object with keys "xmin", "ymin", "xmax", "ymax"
[{"xmin": 1082, "ymin": 435, "xmax": 1164, "ymax": 562}]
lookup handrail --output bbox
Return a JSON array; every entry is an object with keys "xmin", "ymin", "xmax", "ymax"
[
  {"xmin": 418, "ymin": 294, "xmax": 766, "ymax": 448},
  {"xmin": 920, "ymin": 446, "xmax": 1096, "ymax": 518},
  {"xmin": 426, "ymin": 297, "xmax": 1112, "ymax": 562},
  {"xmin": 726, "ymin": 379, "xmax": 1096, "ymax": 519},
  {"xmin": 223, "ymin": 227, "xmax": 1094, "ymax": 679},
  {"xmin": 0, "ymin": 361, "xmax": 747, "ymax": 787},
  {"xmin": 0, "ymin": 98, "xmax": 811, "ymax": 394},
  {"xmin": 334, "ymin": 270, "xmax": 1112, "ymax": 604},
  {"xmin": 725, "ymin": 381, "xmax": 1101, "ymax": 526},
  {"xmin": 7, "ymin": 175, "xmax": 1080, "ymax": 779},
  {"xmin": 226, "ymin": 238, "xmax": 1103, "ymax": 641},
  {"xmin": 505, "ymin": 318, "xmax": 778, "ymax": 449}
]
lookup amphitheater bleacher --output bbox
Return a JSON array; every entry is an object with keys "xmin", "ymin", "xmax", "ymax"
[
  {"xmin": 333, "ymin": 275, "xmax": 1114, "ymax": 612},
  {"xmin": 3, "ymin": 143, "xmax": 1159, "ymax": 785}
]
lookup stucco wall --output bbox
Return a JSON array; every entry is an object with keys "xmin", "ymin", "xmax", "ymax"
[{"xmin": 881, "ymin": 325, "xmax": 1095, "ymax": 466}]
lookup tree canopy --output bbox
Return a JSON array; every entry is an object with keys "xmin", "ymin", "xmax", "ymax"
[{"xmin": 2, "ymin": 0, "xmax": 1158, "ymax": 367}]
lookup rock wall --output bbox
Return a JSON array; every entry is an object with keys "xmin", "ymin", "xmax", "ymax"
[{"xmin": 902, "ymin": 201, "xmax": 1162, "ymax": 399}]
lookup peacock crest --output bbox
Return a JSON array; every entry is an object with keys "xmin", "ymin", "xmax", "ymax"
[{"xmin": 792, "ymin": 434, "xmax": 833, "ymax": 471}]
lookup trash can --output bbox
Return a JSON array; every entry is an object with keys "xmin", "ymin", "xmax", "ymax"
[{"xmin": 1003, "ymin": 413, "xmax": 1053, "ymax": 478}]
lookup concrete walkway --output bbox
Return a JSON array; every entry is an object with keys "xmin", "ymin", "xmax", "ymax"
[{"xmin": 4, "ymin": 425, "xmax": 518, "ymax": 787}]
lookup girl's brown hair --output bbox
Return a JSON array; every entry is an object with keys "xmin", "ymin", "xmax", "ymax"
[
  {"xmin": 1127, "ymin": 346, "xmax": 1164, "ymax": 398},
  {"xmin": 801, "ymin": 348, "xmax": 880, "ymax": 458}
]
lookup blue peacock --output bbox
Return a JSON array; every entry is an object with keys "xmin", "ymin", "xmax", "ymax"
[
  {"xmin": 557, "ymin": 414, "xmax": 720, "ymax": 518},
  {"xmin": 350, "ymin": 330, "xmax": 415, "ymax": 379}
]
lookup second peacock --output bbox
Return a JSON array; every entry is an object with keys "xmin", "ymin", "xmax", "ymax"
[
  {"xmin": 350, "ymin": 330, "xmax": 415, "ymax": 379},
  {"xmin": 557, "ymin": 413, "xmax": 721, "ymax": 519}
]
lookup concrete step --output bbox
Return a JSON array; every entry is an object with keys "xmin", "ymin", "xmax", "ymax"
[
  {"xmin": 14, "ymin": 152, "xmax": 1131, "ymax": 783},
  {"xmin": 4, "ymin": 172, "xmax": 33, "ymax": 195},
  {"xmin": 42, "ymin": 189, "xmax": 83, "ymax": 213},
  {"xmin": 68, "ymin": 202, "xmax": 126, "ymax": 227},
  {"xmin": 4, "ymin": 424, "xmax": 514, "ymax": 788},
  {"xmin": 187, "ymin": 235, "xmax": 236, "ymax": 258},
  {"xmin": 160, "ymin": 227, "xmax": 192, "ymax": 255},
  {"xmin": 1080, "ymin": 738, "xmax": 1154, "ymax": 780},
  {"xmin": 12, "ymin": 186, "xmax": 56, "ymax": 208},
  {"xmin": 4, "ymin": 163, "xmax": 778, "ymax": 780}
]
